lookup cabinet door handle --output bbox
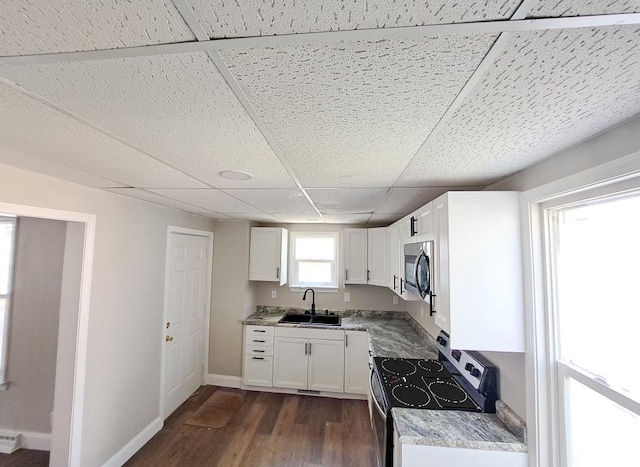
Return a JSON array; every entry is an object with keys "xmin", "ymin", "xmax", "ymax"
[
  {"xmin": 276, "ymin": 267, "xmax": 280, "ymax": 279},
  {"xmin": 367, "ymin": 269, "xmax": 370, "ymax": 281},
  {"xmin": 304, "ymin": 342, "xmax": 308, "ymax": 355},
  {"xmin": 393, "ymin": 275, "xmax": 397, "ymax": 290},
  {"xmin": 252, "ymin": 357, "xmax": 264, "ymax": 360},
  {"xmin": 345, "ymin": 334, "xmax": 349, "ymax": 347},
  {"xmin": 429, "ymin": 292, "xmax": 437, "ymax": 316},
  {"xmin": 308, "ymin": 342, "xmax": 311, "ymax": 356},
  {"xmin": 410, "ymin": 216, "xmax": 417, "ymax": 236},
  {"xmin": 345, "ymin": 269, "xmax": 349, "ymax": 281},
  {"xmin": 400, "ymin": 278, "xmax": 404, "ymax": 294}
]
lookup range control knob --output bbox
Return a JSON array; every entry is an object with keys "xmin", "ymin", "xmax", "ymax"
[
  {"xmin": 464, "ymin": 363, "xmax": 474, "ymax": 371},
  {"xmin": 436, "ymin": 336, "xmax": 447, "ymax": 346},
  {"xmin": 451, "ymin": 350, "xmax": 462, "ymax": 361},
  {"xmin": 470, "ymin": 368, "xmax": 481, "ymax": 378}
]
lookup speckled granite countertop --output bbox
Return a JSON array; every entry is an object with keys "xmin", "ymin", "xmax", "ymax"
[{"xmin": 243, "ymin": 307, "xmax": 526, "ymax": 453}]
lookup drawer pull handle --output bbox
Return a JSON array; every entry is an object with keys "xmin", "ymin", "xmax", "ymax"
[
  {"xmin": 253, "ymin": 339, "xmax": 266, "ymax": 343},
  {"xmin": 253, "ymin": 350, "xmax": 265, "ymax": 353},
  {"xmin": 254, "ymin": 330, "xmax": 266, "ymax": 333},
  {"xmin": 252, "ymin": 357, "xmax": 265, "ymax": 360}
]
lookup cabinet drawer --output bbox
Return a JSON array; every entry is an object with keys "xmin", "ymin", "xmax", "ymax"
[
  {"xmin": 245, "ymin": 325, "xmax": 275, "ymax": 338},
  {"xmin": 245, "ymin": 344, "xmax": 274, "ymax": 357},
  {"xmin": 245, "ymin": 335, "xmax": 274, "ymax": 346},
  {"xmin": 243, "ymin": 355, "xmax": 273, "ymax": 388}
]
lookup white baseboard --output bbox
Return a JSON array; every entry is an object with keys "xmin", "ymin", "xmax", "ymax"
[
  {"xmin": 20, "ymin": 432, "xmax": 51, "ymax": 451},
  {"xmin": 205, "ymin": 373, "xmax": 242, "ymax": 388},
  {"xmin": 239, "ymin": 385, "xmax": 368, "ymax": 400},
  {"xmin": 102, "ymin": 417, "xmax": 162, "ymax": 467},
  {"xmin": 0, "ymin": 430, "xmax": 51, "ymax": 454}
]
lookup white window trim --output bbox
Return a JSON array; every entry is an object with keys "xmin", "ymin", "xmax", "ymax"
[
  {"xmin": 0, "ymin": 216, "xmax": 17, "ymax": 390},
  {"xmin": 289, "ymin": 231, "xmax": 340, "ymax": 290},
  {"xmin": 521, "ymin": 151, "xmax": 640, "ymax": 467}
]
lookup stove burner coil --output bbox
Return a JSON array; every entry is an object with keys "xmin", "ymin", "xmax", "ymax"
[
  {"xmin": 381, "ymin": 358, "xmax": 417, "ymax": 376},
  {"xmin": 391, "ymin": 384, "xmax": 432, "ymax": 408}
]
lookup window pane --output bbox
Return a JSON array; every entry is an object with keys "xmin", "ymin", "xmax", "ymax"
[
  {"xmin": 295, "ymin": 237, "xmax": 335, "ymax": 261},
  {"xmin": 298, "ymin": 262, "xmax": 332, "ymax": 284},
  {"xmin": 556, "ymin": 195, "xmax": 640, "ymax": 397},
  {"xmin": 0, "ymin": 221, "xmax": 15, "ymax": 295},
  {"xmin": 565, "ymin": 377, "xmax": 640, "ymax": 467}
]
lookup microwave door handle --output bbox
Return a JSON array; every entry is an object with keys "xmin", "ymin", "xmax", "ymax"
[{"xmin": 414, "ymin": 252, "xmax": 425, "ymax": 298}]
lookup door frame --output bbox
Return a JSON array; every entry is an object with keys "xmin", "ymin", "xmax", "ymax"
[
  {"xmin": 0, "ymin": 201, "xmax": 96, "ymax": 467},
  {"xmin": 159, "ymin": 225, "xmax": 213, "ymax": 420}
]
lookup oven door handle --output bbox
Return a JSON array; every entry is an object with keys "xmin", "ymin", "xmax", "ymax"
[{"xmin": 369, "ymin": 369, "xmax": 386, "ymax": 418}]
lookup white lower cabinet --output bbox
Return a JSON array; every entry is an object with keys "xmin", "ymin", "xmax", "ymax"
[
  {"xmin": 273, "ymin": 327, "xmax": 345, "ymax": 393},
  {"xmin": 243, "ymin": 325, "xmax": 275, "ymax": 387},
  {"xmin": 243, "ymin": 355, "xmax": 273, "ymax": 387},
  {"xmin": 344, "ymin": 331, "xmax": 369, "ymax": 394}
]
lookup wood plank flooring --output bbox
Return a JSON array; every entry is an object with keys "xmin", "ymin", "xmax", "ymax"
[
  {"xmin": 0, "ymin": 386, "xmax": 377, "ymax": 467},
  {"xmin": 127, "ymin": 386, "xmax": 377, "ymax": 467}
]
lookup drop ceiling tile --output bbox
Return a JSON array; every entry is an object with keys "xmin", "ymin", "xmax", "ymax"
[
  {"xmin": 398, "ymin": 25, "xmax": 640, "ymax": 187},
  {"xmin": 272, "ymin": 214, "xmax": 324, "ymax": 223},
  {"xmin": 0, "ymin": 144, "xmax": 126, "ymax": 188},
  {"xmin": 529, "ymin": 0, "xmax": 640, "ymax": 17},
  {"xmin": 323, "ymin": 214, "xmax": 372, "ymax": 224},
  {"xmin": 221, "ymin": 189, "xmax": 317, "ymax": 215},
  {"xmin": 220, "ymin": 35, "xmax": 498, "ymax": 187},
  {"xmin": 187, "ymin": 0, "xmax": 519, "ymax": 38},
  {"xmin": 226, "ymin": 213, "xmax": 283, "ymax": 223},
  {"xmin": 0, "ymin": 53, "xmax": 296, "ymax": 188},
  {"xmin": 0, "ymin": 84, "xmax": 206, "ymax": 189},
  {"xmin": 307, "ymin": 188, "xmax": 390, "ymax": 214},
  {"xmin": 0, "ymin": 0, "xmax": 195, "ymax": 55},
  {"xmin": 368, "ymin": 213, "xmax": 402, "ymax": 225},
  {"xmin": 105, "ymin": 188, "xmax": 230, "ymax": 217},
  {"xmin": 375, "ymin": 187, "xmax": 481, "ymax": 214},
  {"xmin": 149, "ymin": 189, "xmax": 263, "ymax": 214}
]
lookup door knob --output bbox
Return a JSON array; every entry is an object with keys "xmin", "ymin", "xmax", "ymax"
[{"xmin": 165, "ymin": 335, "xmax": 173, "ymax": 342}]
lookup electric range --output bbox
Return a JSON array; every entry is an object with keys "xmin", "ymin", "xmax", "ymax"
[{"xmin": 369, "ymin": 331, "xmax": 498, "ymax": 466}]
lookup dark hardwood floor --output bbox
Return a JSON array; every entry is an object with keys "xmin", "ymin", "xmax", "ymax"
[
  {"xmin": 127, "ymin": 386, "xmax": 377, "ymax": 467},
  {"xmin": 0, "ymin": 448, "xmax": 49, "ymax": 467},
  {"xmin": 0, "ymin": 386, "xmax": 376, "ymax": 467}
]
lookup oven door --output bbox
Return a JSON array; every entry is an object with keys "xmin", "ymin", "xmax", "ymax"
[{"xmin": 370, "ymin": 368, "xmax": 392, "ymax": 466}]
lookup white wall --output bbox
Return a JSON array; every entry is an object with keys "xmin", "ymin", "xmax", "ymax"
[
  {"xmin": 0, "ymin": 217, "xmax": 66, "ymax": 434},
  {"xmin": 256, "ymin": 223, "xmax": 408, "ymax": 313},
  {"xmin": 209, "ymin": 221, "xmax": 256, "ymax": 377},
  {"xmin": 0, "ymin": 163, "xmax": 214, "ymax": 466}
]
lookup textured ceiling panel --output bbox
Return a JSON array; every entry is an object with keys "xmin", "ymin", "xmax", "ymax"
[
  {"xmin": 149, "ymin": 189, "xmax": 263, "ymax": 214},
  {"xmin": 323, "ymin": 214, "xmax": 372, "ymax": 224},
  {"xmin": 224, "ymin": 213, "xmax": 283, "ymax": 222},
  {"xmin": 0, "ymin": 0, "xmax": 195, "ymax": 56},
  {"xmin": 0, "ymin": 53, "xmax": 296, "ymax": 188},
  {"xmin": 307, "ymin": 188, "xmax": 390, "ymax": 214},
  {"xmin": 0, "ymin": 84, "xmax": 206, "ymax": 189},
  {"xmin": 105, "ymin": 188, "xmax": 229, "ymax": 217},
  {"xmin": 529, "ymin": 0, "xmax": 640, "ymax": 17},
  {"xmin": 374, "ymin": 188, "xmax": 461, "ymax": 214},
  {"xmin": 368, "ymin": 213, "xmax": 404, "ymax": 225},
  {"xmin": 221, "ymin": 35, "xmax": 498, "ymax": 187},
  {"xmin": 187, "ymin": 0, "xmax": 519, "ymax": 38},
  {"xmin": 221, "ymin": 189, "xmax": 317, "ymax": 215},
  {"xmin": 0, "ymin": 144, "xmax": 126, "ymax": 188},
  {"xmin": 399, "ymin": 25, "xmax": 640, "ymax": 187},
  {"xmin": 273, "ymin": 214, "xmax": 324, "ymax": 223}
]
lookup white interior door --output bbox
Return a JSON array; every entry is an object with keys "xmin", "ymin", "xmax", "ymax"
[{"xmin": 164, "ymin": 233, "xmax": 208, "ymax": 418}]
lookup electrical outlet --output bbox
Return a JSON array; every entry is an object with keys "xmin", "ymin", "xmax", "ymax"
[
  {"xmin": 393, "ymin": 295, "xmax": 398, "ymax": 304},
  {"xmin": 344, "ymin": 292, "xmax": 351, "ymax": 302},
  {"xmin": 271, "ymin": 290, "xmax": 276, "ymax": 299},
  {"xmin": 420, "ymin": 306, "xmax": 425, "ymax": 318}
]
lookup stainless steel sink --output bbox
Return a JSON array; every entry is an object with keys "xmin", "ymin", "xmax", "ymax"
[{"xmin": 278, "ymin": 313, "xmax": 341, "ymax": 326}]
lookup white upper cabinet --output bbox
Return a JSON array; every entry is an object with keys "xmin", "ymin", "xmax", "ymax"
[
  {"xmin": 433, "ymin": 192, "xmax": 524, "ymax": 352},
  {"xmin": 249, "ymin": 227, "xmax": 288, "ymax": 285},
  {"xmin": 407, "ymin": 202, "xmax": 434, "ymax": 241},
  {"xmin": 344, "ymin": 228, "xmax": 368, "ymax": 284},
  {"xmin": 367, "ymin": 227, "xmax": 389, "ymax": 287}
]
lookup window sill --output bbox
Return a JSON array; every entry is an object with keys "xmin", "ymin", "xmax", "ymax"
[{"xmin": 289, "ymin": 287, "xmax": 339, "ymax": 294}]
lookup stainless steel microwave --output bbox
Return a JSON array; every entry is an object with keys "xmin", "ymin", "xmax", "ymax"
[{"xmin": 403, "ymin": 241, "xmax": 435, "ymax": 312}]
